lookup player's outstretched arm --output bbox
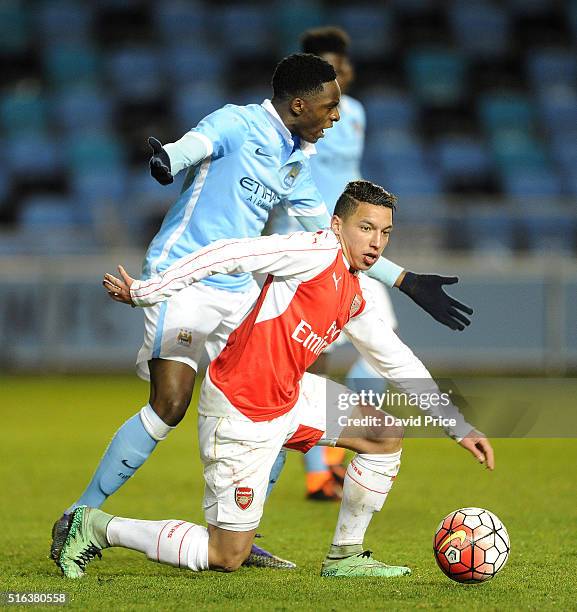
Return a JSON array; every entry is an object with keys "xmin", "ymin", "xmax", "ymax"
[
  {"xmin": 103, "ymin": 266, "xmax": 135, "ymax": 306},
  {"xmin": 396, "ymin": 271, "xmax": 474, "ymax": 331},
  {"xmin": 361, "ymin": 256, "xmax": 473, "ymax": 331},
  {"xmin": 458, "ymin": 429, "xmax": 495, "ymax": 470}
]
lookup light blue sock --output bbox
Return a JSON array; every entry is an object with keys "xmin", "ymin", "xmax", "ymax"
[
  {"xmin": 266, "ymin": 449, "xmax": 287, "ymax": 499},
  {"xmin": 345, "ymin": 356, "xmax": 386, "ymax": 396},
  {"xmin": 68, "ymin": 412, "xmax": 158, "ymax": 512},
  {"xmin": 304, "ymin": 445, "xmax": 326, "ymax": 473}
]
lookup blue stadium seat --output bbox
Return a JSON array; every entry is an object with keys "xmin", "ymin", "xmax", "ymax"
[
  {"xmin": 274, "ymin": 0, "xmax": 326, "ymax": 55},
  {"xmin": 0, "ymin": 90, "xmax": 47, "ymax": 136},
  {"xmin": 333, "ymin": 6, "xmax": 394, "ymax": 58},
  {"xmin": 70, "ymin": 168, "xmax": 127, "ymax": 212},
  {"xmin": 19, "ymin": 195, "xmax": 76, "ymax": 227},
  {"xmin": 435, "ymin": 136, "xmax": 491, "ymax": 180},
  {"xmin": 491, "ymin": 130, "xmax": 549, "ymax": 172},
  {"xmin": 502, "ymin": 169, "xmax": 563, "ymax": 198},
  {"xmin": 479, "ymin": 93, "xmax": 536, "ymax": 133},
  {"xmin": 365, "ymin": 129, "xmax": 427, "ymax": 173},
  {"xmin": 464, "ymin": 208, "xmax": 515, "ymax": 254},
  {"xmin": 362, "ymin": 91, "xmax": 417, "ymax": 131},
  {"xmin": 0, "ymin": 227, "xmax": 99, "ymax": 255},
  {"xmin": 124, "ymin": 168, "xmax": 177, "ymax": 231},
  {"xmin": 6, "ymin": 134, "xmax": 63, "ymax": 177},
  {"xmin": 66, "ymin": 132, "xmax": 124, "ymax": 174},
  {"xmin": 34, "ymin": 1, "xmax": 93, "ymax": 43},
  {"xmin": 406, "ymin": 49, "xmax": 467, "ymax": 105},
  {"xmin": 50, "ymin": 87, "xmax": 114, "ymax": 133},
  {"xmin": 450, "ymin": 2, "xmax": 510, "ymax": 58},
  {"xmin": 44, "ymin": 44, "xmax": 100, "ymax": 88},
  {"xmin": 127, "ymin": 168, "xmax": 176, "ymax": 207},
  {"xmin": 106, "ymin": 47, "xmax": 164, "ymax": 101},
  {"xmin": 537, "ymin": 85, "xmax": 577, "ymax": 134},
  {"xmin": 563, "ymin": 172, "xmax": 577, "ymax": 197},
  {"xmin": 18, "ymin": 227, "xmax": 99, "ymax": 254},
  {"xmin": 162, "ymin": 43, "xmax": 226, "ymax": 88},
  {"xmin": 527, "ymin": 49, "xmax": 577, "ymax": 89},
  {"xmin": 155, "ymin": 0, "xmax": 207, "ymax": 42},
  {"xmin": 172, "ymin": 84, "xmax": 226, "ymax": 131},
  {"xmin": 381, "ymin": 166, "xmax": 443, "ymax": 197},
  {"xmin": 219, "ymin": 5, "xmax": 273, "ymax": 55},
  {"xmin": 0, "ymin": 0, "xmax": 29, "ymax": 52},
  {"xmin": 551, "ymin": 136, "xmax": 577, "ymax": 174}
]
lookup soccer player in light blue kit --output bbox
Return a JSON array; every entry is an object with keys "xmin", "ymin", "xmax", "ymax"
[{"xmin": 51, "ymin": 53, "xmax": 473, "ymax": 570}]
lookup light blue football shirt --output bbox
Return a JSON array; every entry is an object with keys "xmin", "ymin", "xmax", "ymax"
[
  {"xmin": 142, "ymin": 100, "xmax": 326, "ymax": 292},
  {"xmin": 310, "ymin": 94, "xmax": 365, "ymax": 213}
]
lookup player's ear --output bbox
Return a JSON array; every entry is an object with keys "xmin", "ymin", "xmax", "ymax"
[
  {"xmin": 331, "ymin": 214, "xmax": 343, "ymax": 237},
  {"xmin": 290, "ymin": 97, "xmax": 305, "ymax": 116}
]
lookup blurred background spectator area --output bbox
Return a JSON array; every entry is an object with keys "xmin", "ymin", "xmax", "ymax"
[{"xmin": 0, "ymin": 0, "xmax": 576, "ymax": 257}]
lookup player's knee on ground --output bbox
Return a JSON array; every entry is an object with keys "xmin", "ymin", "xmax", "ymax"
[{"xmin": 208, "ymin": 541, "xmax": 252, "ymax": 572}]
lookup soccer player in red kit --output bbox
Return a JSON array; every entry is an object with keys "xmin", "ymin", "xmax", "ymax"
[{"xmin": 55, "ymin": 181, "xmax": 493, "ymax": 579}]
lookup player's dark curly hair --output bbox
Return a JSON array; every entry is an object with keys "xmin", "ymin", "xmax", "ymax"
[
  {"xmin": 334, "ymin": 180, "xmax": 397, "ymax": 219},
  {"xmin": 301, "ymin": 26, "xmax": 350, "ymax": 56},
  {"xmin": 272, "ymin": 53, "xmax": 337, "ymax": 100}
]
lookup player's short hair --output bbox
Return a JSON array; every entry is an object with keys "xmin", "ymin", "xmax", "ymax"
[
  {"xmin": 334, "ymin": 180, "xmax": 397, "ymax": 219},
  {"xmin": 300, "ymin": 26, "xmax": 350, "ymax": 56},
  {"xmin": 272, "ymin": 53, "xmax": 337, "ymax": 100}
]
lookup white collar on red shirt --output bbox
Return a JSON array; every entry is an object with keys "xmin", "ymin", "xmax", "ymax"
[{"xmin": 261, "ymin": 99, "xmax": 317, "ymax": 158}]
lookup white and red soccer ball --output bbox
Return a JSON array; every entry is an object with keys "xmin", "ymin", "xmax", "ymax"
[{"xmin": 433, "ymin": 507, "xmax": 510, "ymax": 583}]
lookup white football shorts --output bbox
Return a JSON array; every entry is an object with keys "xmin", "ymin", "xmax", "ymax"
[
  {"xmin": 136, "ymin": 281, "xmax": 260, "ymax": 380},
  {"xmin": 198, "ymin": 370, "xmax": 353, "ymax": 531}
]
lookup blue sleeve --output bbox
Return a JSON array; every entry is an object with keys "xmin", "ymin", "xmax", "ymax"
[{"xmin": 192, "ymin": 105, "xmax": 250, "ymax": 159}]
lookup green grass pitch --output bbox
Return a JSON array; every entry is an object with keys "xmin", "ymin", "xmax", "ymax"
[{"xmin": 2, "ymin": 375, "xmax": 576, "ymax": 611}]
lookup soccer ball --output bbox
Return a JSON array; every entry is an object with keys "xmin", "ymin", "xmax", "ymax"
[{"xmin": 433, "ymin": 507, "xmax": 510, "ymax": 583}]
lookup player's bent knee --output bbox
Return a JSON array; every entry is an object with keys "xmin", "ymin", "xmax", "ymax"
[
  {"xmin": 151, "ymin": 392, "xmax": 192, "ymax": 426},
  {"xmin": 211, "ymin": 556, "xmax": 244, "ymax": 573},
  {"xmin": 209, "ymin": 548, "xmax": 250, "ymax": 573}
]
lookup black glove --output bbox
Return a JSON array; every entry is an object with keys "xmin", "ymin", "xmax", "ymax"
[
  {"xmin": 399, "ymin": 272, "xmax": 473, "ymax": 331},
  {"xmin": 148, "ymin": 136, "xmax": 173, "ymax": 185}
]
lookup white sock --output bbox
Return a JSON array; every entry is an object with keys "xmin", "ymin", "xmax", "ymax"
[
  {"xmin": 332, "ymin": 450, "xmax": 402, "ymax": 547},
  {"xmin": 139, "ymin": 404, "xmax": 174, "ymax": 441},
  {"xmin": 106, "ymin": 517, "xmax": 209, "ymax": 571}
]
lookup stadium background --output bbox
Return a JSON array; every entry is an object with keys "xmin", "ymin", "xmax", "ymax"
[
  {"xmin": 1, "ymin": 2, "xmax": 577, "ymax": 609},
  {"xmin": 1, "ymin": 0, "xmax": 576, "ymax": 373}
]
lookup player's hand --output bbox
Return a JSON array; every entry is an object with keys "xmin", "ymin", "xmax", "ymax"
[
  {"xmin": 103, "ymin": 265, "xmax": 135, "ymax": 306},
  {"xmin": 398, "ymin": 272, "xmax": 473, "ymax": 331},
  {"xmin": 458, "ymin": 429, "xmax": 494, "ymax": 470},
  {"xmin": 148, "ymin": 136, "xmax": 173, "ymax": 185}
]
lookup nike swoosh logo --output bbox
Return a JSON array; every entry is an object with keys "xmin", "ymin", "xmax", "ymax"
[
  {"xmin": 255, "ymin": 147, "xmax": 272, "ymax": 157},
  {"xmin": 439, "ymin": 529, "xmax": 467, "ymax": 551},
  {"xmin": 121, "ymin": 459, "xmax": 138, "ymax": 470},
  {"xmin": 333, "ymin": 272, "xmax": 342, "ymax": 290}
]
